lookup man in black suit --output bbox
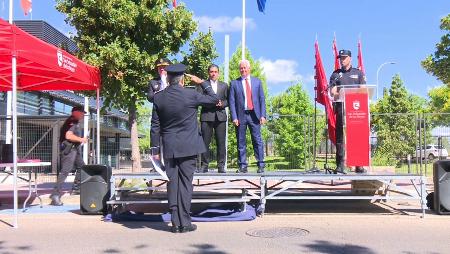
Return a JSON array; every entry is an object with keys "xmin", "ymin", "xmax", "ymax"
[
  {"xmin": 151, "ymin": 63, "xmax": 220, "ymax": 233},
  {"xmin": 198, "ymin": 64, "xmax": 228, "ymax": 173}
]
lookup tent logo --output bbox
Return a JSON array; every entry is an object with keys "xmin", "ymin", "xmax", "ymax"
[
  {"xmin": 353, "ymin": 100, "xmax": 360, "ymax": 110},
  {"xmin": 56, "ymin": 50, "xmax": 78, "ymax": 72},
  {"xmin": 57, "ymin": 50, "xmax": 63, "ymax": 67}
]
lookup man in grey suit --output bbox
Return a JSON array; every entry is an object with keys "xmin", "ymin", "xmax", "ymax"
[
  {"xmin": 151, "ymin": 64, "xmax": 220, "ymax": 233},
  {"xmin": 198, "ymin": 64, "xmax": 228, "ymax": 173}
]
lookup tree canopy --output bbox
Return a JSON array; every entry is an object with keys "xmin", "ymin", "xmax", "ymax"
[{"xmin": 422, "ymin": 14, "xmax": 450, "ymax": 85}]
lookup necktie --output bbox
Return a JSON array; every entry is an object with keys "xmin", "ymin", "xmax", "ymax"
[{"xmin": 245, "ymin": 78, "xmax": 254, "ymax": 110}]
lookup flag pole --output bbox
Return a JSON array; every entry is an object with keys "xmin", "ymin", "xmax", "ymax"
[
  {"xmin": 241, "ymin": 0, "xmax": 246, "ymax": 60},
  {"xmin": 224, "ymin": 34, "xmax": 230, "ymax": 172}
]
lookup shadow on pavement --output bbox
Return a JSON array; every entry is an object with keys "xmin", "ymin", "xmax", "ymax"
[
  {"xmin": 0, "ymin": 240, "xmax": 34, "ymax": 253},
  {"xmin": 265, "ymin": 199, "xmax": 398, "ymax": 214},
  {"xmin": 112, "ymin": 220, "xmax": 170, "ymax": 232},
  {"xmin": 184, "ymin": 244, "xmax": 229, "ymax": 254},
  {"xmin": 300, "ymin": 240, "xmax": 377, "ymax": 254}
]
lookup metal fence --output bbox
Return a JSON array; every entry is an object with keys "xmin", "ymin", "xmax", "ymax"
[{"xmin": 1, "ymin": 113, "xmax": 450, "ymax": 183}]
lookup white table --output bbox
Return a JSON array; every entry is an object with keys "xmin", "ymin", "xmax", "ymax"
[{"xmin": 0, "ymin": 162, "xmax": 51, "ymax": 211}]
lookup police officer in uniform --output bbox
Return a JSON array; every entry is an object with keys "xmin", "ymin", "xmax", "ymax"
[
  {"xmin": 147, "ymin": 58, "xmax": 172, "ymax": 103},
  {"xmin": 50, "ymin": 106, "xmax": 88, "ymax": 205},
  {"xmin": 329, "ymin": 49, "xmax": 366, "ymax": 173},
  {"xmin": 151, "ymin": 64, "xmax": 219, "ymax": 233}
]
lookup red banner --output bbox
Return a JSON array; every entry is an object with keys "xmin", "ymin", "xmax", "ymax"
[{"xmin": 345, "ymin": 91, "xmax": 370, "ymax": 166}]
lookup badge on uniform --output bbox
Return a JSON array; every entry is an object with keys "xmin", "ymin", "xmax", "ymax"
[{"xmin": 350, "ymin": 75, "xmax": 359, "ymax": 79}]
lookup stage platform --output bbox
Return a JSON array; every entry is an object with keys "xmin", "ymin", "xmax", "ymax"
[{"xmin": 107, "ymin": 171, "xmax": 427, "ymax": 216}]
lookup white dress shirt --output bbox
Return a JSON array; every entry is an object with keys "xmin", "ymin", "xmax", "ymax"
[
  {"xmin": 210, "ymin": 80, "xmax": 218, "ymax": 94},
  {"xmin": 241, "ymin": 76, "xmax": 252, "ymax": 110},
  {"xmin": 160, "ymin": 74, "xmax": 168, "ymax": 90}
]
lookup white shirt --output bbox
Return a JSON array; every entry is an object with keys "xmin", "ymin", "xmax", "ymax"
[
  {"xmin": 241, "ymin": 76, "xmax": 252, "ymax": 110},
  {"xmin": 160, "ymin": 74, "xmax": 168, "ymax": 90},
  {"xmin": 210, "ymin": 80, "xmax": 218, "ymax": 94}
]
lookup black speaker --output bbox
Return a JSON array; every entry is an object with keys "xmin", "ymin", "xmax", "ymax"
[
  {"xmin": 433, "ymin": 160, "xmax": 450, "ymax": 215},
  {"xmin": 0, "ymin": 144, "xmax": 13, "ymax": 163},
  {"xmin": 80, "ymin": 164, "xmax": 112, "ymax": 215}
]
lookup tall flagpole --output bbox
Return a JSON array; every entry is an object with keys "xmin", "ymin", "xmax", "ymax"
[
  {"xmin": 224, "ymin": 34, "xmax": 230, "ymax": 171},
  {"xmin": 241, "ymin": 0, "xmax": 246, "ymax": 60}
]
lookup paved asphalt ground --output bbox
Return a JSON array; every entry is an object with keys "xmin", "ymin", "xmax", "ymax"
[{"xmin": 1, "ymin": 197, "xmax": 449, "ymax": 254}]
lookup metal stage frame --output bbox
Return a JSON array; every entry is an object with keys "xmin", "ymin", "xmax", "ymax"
[{"xmin": 107, "ymin": 172, "xmax": 427, "ymax": 217}]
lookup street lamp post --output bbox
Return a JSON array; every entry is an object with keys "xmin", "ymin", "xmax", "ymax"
[{"xmin": 376, "ymin": 61, "xmax": 396, "ymax": 100}]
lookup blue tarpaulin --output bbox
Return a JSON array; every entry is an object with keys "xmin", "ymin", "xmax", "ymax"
[{"xmin": 105, "ymin": 204, "xmax": 257, "ymax": 223}]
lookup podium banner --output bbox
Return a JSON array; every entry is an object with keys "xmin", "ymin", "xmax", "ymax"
[{"xmin": 345, "ymin": 92, "xmax": 370, "ymax": 166}]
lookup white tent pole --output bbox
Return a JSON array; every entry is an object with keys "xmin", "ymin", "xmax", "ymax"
[
  {"xmin": 11, "ymin": 50, "xmax": 18, "ymax": 229},
  {"xmin": 9, "ymin": 0, "xmax": 19, "ymax": 229},
  {"xmin": 96, "ymin": 88, "xmax": 100, "ymax": 164},
  {"xmin": 83, "ymin": 97, "xmax": 89, "ymax": 164},
  {"xmin": 5, "ymin": 0, "xmax": 13, "ymax": 158},
  {"xmin": 241, "ymin": 0, "xmax": 246, "ymax": 60},
  {"xmin": 224, "ymin": 34, "xmax": 230, "ymax": 171}
]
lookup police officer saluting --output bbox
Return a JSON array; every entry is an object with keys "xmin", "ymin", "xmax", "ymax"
[
  {"xmin": 147, "ymin": 58, "xmax": 171, "ymax": 103},
  {"xmin": 151, "ymin": 63, "xmax": 220, "ymax": 233},
  {"xmin": 329, "ymin": 49, "xmax": 366, "ymax": 173},
  {"xmin": 50, "ymin": 106, "xmax": 88, "ymax": 206}
]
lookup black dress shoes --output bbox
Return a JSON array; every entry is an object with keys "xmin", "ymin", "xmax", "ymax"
[
  {"xmin": 180, "ymin": 224, "xmax": 197, "ymax": 233},
  {"xmin": 218, "ymin": 168, "xmax": 226, "ymax": 173},
  {"xmin": 236, "ymin": 167, "xmax": 248, "ymax": 173},
  {"xmin": 171, "ymin": 225, "xmax": 181, "ymax": 233},
  {"xmin": 334, "ymin": 166, "xmax": 347, "ymax": 174},
  {"xmin": 257, "ymin": 167, "xmax": 265, "ymax": 174},
  {"xmin": 355, "ymin": 166, "xmax": 367, "ymax": 173}
]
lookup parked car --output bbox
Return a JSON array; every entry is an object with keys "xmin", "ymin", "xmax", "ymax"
[{"xmin": 415, "ymin": 144, "xmax": 449, "ymax": 160}]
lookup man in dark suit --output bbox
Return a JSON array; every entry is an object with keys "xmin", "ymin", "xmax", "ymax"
[
  {"xmin": 151, "ymin": 63, "xmax": 220, "ymax": 233},
  {"xmin": 229, "ymin": 59, "xmax": 267, "ymax": 173},
  {"xmin": 147, "ymin": 58, "xmax": 171, "ymax": 103},
  {"xmin": 198, "ymin": 64, "xmax": 228, "ymax": 173}
]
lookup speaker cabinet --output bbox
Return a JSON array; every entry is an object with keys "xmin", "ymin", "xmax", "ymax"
[
  {"xmin": 80, "ymin": 165, "xmax": 111, "ymax": 215},
  {"xmin": 433, "ymin": 160, "xmax": 450, "ymax": 215}
]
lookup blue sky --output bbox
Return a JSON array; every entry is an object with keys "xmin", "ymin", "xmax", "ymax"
[{"xmin": 2, "ymin": 0, "xmax": 449, "ymax": 101}]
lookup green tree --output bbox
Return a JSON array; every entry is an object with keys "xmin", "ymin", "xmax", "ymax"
[
  {"xmin": 137, "ymin": 102, "xmax": 151, "ymax": 153},
  {"xmin": 270, "ymin": 83, "xmax": 316, "ymax": 168},
  {"xmin": 224, "ymin": 46, "xmax": 269, "ymax": 168},
  {"xmin": 56, "ymin": 0, "xmax": 197, "ymax": 171},
  {"xmin": 422, "ymin": 14, "xmax": 450, "ymax": 84},
  {"xmin": 182, "ymin": 30, "xmax": 218, "ymax": 80},
  {"xmin": 427, "ymin": 85, "xmax": 450, "ymax": 125},
  {"xmin": 371, "ymin": 74, "xmax": 425, "ymax": 166}
]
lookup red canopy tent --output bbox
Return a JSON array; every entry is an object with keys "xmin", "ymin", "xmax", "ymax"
[{"xmin": 0, "ymin": 18, "xmax": 101, "ymax": 228}]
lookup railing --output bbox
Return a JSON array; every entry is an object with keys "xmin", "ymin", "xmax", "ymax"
[{"xmin": 2, "ymin": 113, "xmax": 450, "ymax": 183}]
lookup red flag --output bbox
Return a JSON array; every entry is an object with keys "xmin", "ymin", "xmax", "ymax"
[
  {"xmin": 357, "ymin": 39, "xmax": 365, "ymax": 74},
  {"xmin": 20, "ymin": 0, "xmax": 32, "ymax": 15},
  {"xmin": 172, "ymin": 0, "xmax": 177, "ymax": 8},
  {"xmin": 315, "ymin": 41, "xmax": 336, "ymax": 144},
  {"xmin": 332, "ymin": 36, "xmax": 341, "ymax": 71}
]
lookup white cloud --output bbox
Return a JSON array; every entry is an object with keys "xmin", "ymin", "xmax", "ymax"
[
  {"xmin": 195, "ymin": 16, "xmax": 256, "ymax": 33},
  {"xmin": 259, "ymin": 58, "xmax": 303, "ymax": 84}
]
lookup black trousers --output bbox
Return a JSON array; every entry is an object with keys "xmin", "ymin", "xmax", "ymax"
[
  {"xmin": 165, "ymin": 155, "xmax": 196, "ymax": 227},
  {"xmin": 334, "ymin": 102, "xmax": 344, "ymax": 168},
  {"xmin": 200, "ymin": 120, "xmax": 226, "ymax": 170}
]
